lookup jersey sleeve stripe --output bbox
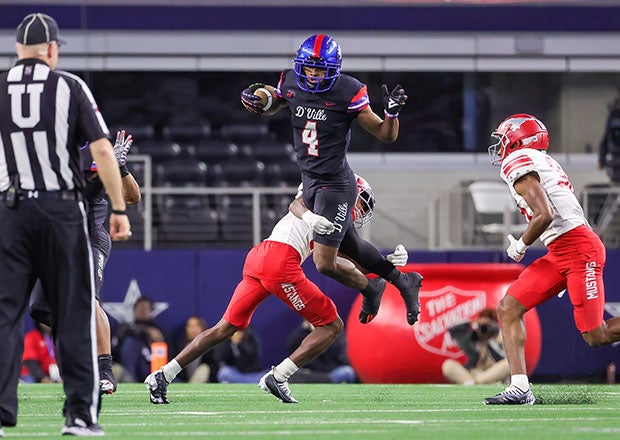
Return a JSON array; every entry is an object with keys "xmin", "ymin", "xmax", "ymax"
[
  {"xmin": 347, "ymin": 85, "xmax": 369, "ymax": 112},
  {"xmin": 502, "ymin": 156, "xmax": 534, "ymax": 175},
  {"xmin": 276, "ymin": 71, "xmax": 285, "ymax": 98}
]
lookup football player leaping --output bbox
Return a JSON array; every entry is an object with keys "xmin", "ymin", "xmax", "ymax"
[
  {"xmin": 145, "ymin": 176, "xmax": 408, "ymax": 404},
  {"xmin": 483, "ymin": 114, "xmax": 620, "ymax": 405},
  {"xmin": 241, "ymin": 34, "xmax": 422, "ymax": 327}
]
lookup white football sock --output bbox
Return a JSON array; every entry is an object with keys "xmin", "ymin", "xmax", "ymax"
[
  {"xmin": 273, "ymin": 357, "xmax": 298, "ymax": 382},
  {"xmin": 510, "ymin": 374, "xmax": 530, "ymax": 391},
  {"xmin": 162, "ymin": 359, "xmax": 182, "ymax": 382}
]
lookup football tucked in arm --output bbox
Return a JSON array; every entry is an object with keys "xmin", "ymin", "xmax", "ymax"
[{"xmin": 253, "ymin": 85, "xmax": 278, "ymax": 112}]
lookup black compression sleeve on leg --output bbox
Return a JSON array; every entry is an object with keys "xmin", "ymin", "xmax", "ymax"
[{"xmin": 340, "ymin": 228, "xmax": 399, "ymax": 282}]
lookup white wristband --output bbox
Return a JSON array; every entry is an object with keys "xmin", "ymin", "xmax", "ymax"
[
  {"xmin": 255, "ymin": 87, "xmax": 273, "ymax": 111},
  {"xmin": 301, "ymin": 210, "xmax": 314, "ymax": 225},
  {"xmin": 515, "ymin": 237, "xmax": 529, "ymax": 253}
]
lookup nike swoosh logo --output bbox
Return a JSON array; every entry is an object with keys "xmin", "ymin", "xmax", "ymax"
[
  {"xmin": 325, "ymin": 102, "xmax": 336, "ymax": 106},
  {"xmin": 388, "ymin": 100, "xmax": 399, "ymax": 109}
]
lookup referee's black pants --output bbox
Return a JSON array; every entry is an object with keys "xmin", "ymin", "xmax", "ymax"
[{"xmin": 0, "ymin": 197, "xmax": 99, "ymax": 427}]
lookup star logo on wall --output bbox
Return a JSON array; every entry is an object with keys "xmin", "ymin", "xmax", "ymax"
[
  {"xmin": 102, "ymin": 279, "xmax": 169, "ymax": 324},
  {"xmin": 604, "ymin": 303, "xmax": 620, "ymax": 347},
  {"xmin": 605, "ymin": 303, "xmax": 620, "ymax": 318}
]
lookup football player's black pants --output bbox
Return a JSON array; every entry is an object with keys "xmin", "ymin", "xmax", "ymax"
[
  {"xmin": 340, "ymin": 226, "xmax": 400, "ymax": 281},
  {"xmin": 0, "ymin": 197, "xmax": 99, "ymax": 427}
]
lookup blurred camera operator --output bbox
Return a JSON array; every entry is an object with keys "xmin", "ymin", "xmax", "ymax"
[{"xmin": 442, "ymin": 308, "xmax": 509, "ymax": 385}]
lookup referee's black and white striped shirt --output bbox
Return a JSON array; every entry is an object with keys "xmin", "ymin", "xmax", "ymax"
[{"xmin": 0, "ymin": 58, "xmax": 109, "ymax": 192}]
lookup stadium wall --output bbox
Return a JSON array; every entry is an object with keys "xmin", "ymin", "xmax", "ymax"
[{"xmin": 100, "ymin": 248, "xmax": 620, "ymax": 382}]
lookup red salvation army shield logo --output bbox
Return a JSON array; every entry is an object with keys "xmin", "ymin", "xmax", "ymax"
[
  {"xmin": 347, "ymin": 264, "xmax": 540, "ymax": 383},
  {"xmin": 413, "ymin": 285, "xmax": 487, "ymax": 358}
]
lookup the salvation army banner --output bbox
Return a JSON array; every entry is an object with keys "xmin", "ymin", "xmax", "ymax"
[{"xmin": 346, "ymin": 263, "xmax": 542, "ymax": 383}]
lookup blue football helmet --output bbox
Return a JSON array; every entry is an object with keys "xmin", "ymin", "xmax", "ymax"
[{"xmin": 294, "ymin": 34, "xmax": 342, "ymax": 93}]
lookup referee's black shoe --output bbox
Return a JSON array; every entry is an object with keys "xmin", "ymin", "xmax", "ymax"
[
  {"xmin": 144, "ymin": 370, "xmax": 170, "ymax": 404},
  {"xmin": 61, "ymin": 416, "xmax": 104, "ymax": 436}
]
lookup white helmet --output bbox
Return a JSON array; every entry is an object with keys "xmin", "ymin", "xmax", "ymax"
[{"xmin": 352, "ymin": 174, "xmax": 375, "ymax": 229}]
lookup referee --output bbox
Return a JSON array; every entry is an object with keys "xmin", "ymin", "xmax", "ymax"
[{"xmin": 0, "ymin": 13, "xmax": 130, "ymax": 436}]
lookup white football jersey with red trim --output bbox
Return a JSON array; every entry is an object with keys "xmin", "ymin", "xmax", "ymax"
[
  {"xmin": 500, "ymin": 149, "xmax": 588, "ymax": 245},
  {"xmin": 266, "ymin": 212, "xmax": 312, "ymax": 262}
]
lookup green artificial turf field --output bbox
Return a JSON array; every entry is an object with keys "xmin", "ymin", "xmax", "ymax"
[{"xmin": 5, "ymin": 383, "xmax": 620, "ymax": 439}]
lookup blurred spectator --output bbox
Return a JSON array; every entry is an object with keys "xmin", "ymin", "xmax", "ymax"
[
  {"xmin": 114, "ymin": 296, "xmax": 167, "ymax": 382},
  {"xmin": 442, "ymin": 308, "xmax": 509, "ymax": 385},
  {"xmin": 598, "ymin": 97, "xmax": 620, "ymax": 184},
  {"xmin": 21, "ymin": 322, "xmax": 61, "ymax": 383},
  {"xmin": 173, "ymin": 316, "xmax": 218, "ymax": 383},
  {"xmin": 214, "ymin": 326, "xmax": 267, "ymax": 383},
  {"xmin": 287, "ymin": 319, "xmax": 356, "ymax": 384}
]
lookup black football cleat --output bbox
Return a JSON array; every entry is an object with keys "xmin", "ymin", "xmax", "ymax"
[
  {"xmin": 359, "ymin": 278, "xmax": 387, "ymax": 324},
  {"xmin": 397, "ymin": 272, "xmax": 423, "ymax": 325}
]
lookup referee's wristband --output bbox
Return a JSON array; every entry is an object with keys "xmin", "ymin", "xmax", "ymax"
[{"xmin": 111, "ymin": 209, "xmax": 127, "ymax": 216}]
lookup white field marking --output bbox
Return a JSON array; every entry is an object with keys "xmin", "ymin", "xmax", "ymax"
[
  {"xmin": 102, "ymin": 416, "xmax": 619, "ymax": 428},
  {"xmin": 7, "ymin": 434, "xmax": 50, "ymax": 438},
  {"xmin": 121, "ymin": 430, "xmax": 392, "ymax": 437},
  {"xmin": 0, "ymin": 430, "xmax": 393, "ymax": 438},
  {"xmin": 97, "ymin": 406, "xmax": 620, "ymax": 417},
  {"xmin": 105, "ymin": 419, "xmax": 426, "ymax": 427},
  {"xmin": 573, "ymin": 428, "xmax": 620, "ymax": 433}
]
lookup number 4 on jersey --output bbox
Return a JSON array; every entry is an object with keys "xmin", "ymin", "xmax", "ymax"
[{"xmin": 302, "ymin": 121, "xmax": 319, "ymax": 156}]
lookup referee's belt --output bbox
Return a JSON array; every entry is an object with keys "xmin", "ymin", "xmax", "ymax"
[{"xmin": 1, "ymin": 189, "xmax": 82, "ymax": 201}]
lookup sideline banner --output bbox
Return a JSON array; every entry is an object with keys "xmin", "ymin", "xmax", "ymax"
[{"xmin": 346, "ymin": 263, "xmax": 542, "ymax": 383}]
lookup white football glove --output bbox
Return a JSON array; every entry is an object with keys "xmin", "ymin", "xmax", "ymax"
[
  {"xmin": 113, "ymin": 130, "xmax": 133, "ymax": 166},
  {"xmin": 386, "ymin": 244, "xmax": 408, "ymax": 266},
  {"xmin": 301, "ymin": 211, "xmax": 335, "ymax": 235},
  {"xmin": 506, "ymin": 234, "xmax": 529, "ymax": 262}
]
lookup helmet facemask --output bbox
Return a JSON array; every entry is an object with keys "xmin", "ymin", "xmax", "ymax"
[
  {"xmin": 352, "ymin": 177, "xmax": 375, "ymax": 229},
  {"xmin": 488, "ymin": 131, "xmax": 509, "ymax": 166}
]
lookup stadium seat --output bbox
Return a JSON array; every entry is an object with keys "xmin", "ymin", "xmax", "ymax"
[
  {"xmin": 156, "ymin": 158, "xmax": 208, "ymax": 187},
  {"xmin": 193, "ymin": 139, "xmax": 239, "ymax": 165},
  {"xmin": 220, "ymin": 122, "xmax": 271, "ymax": 143},
  {"xmin": 211, "ymin": 159, "xmax": 265, "ymax": 186},
  {"xmin": 110, "ymin": 124, "xmax": 156, "ymax": 141},
  {"xmin": 162, "ymin": 123, "xmax": 212, "ymax": 143},
  {"xmin": 244, "ymin": 140, "xmax": 295, "ymax": 163},
  {"xmin": 218, "ymin": 203, "xmax": 277, "ymax": 246},
  {"xmin": 134, "ymin": 140, "xmax": 182, "ymax": 163},
  {"xmin": 265, "ymin": 161, "xmax": 301, "ymax": 186},
  {"xmin": 154, "ymin": 159, "xmax": 210, "ymax": 222},
  {"xmin": 158, "ymin": 197, "xmax": 219, "ymax": 248}
]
